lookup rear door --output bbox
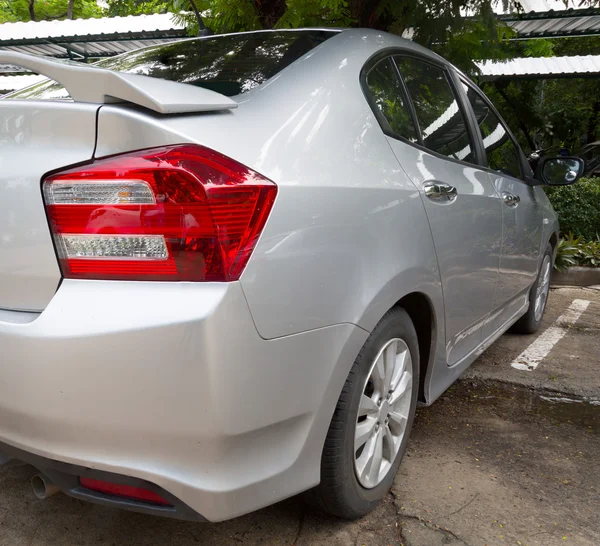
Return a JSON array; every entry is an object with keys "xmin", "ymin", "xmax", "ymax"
[
  {"xmin": 460, "ymin": 81, "xmax": 544, "ymax": 334},
  {"xmin": 0, "ymin": 100, "xmax": 98, "ymax": 311},
  {"xmin": 365, "ymin": 55, "xmax": 502, "ymax": 366}
]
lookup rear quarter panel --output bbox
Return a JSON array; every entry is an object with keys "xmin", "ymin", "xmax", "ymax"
[{"xmin": 94, "ymin": 30, "xmax": 445, "ymax": 373}]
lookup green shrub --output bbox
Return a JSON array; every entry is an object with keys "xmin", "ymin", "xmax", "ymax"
[
  {"xmin": 554, "ymin": 233, "xmax": 600, "ymax": 270},
  {"xmin": 554, "ymin": 234, "xmax": 581, "ymax": 271},
  {"xmin": 544, "ymin": 177, "xmax": 600, "ymax": 240},
  {"xmin": 580, "ymin": 237, "xmax": 600, "ymax": 267}
]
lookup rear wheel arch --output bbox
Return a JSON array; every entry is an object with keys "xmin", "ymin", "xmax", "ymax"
[
  {"xmin": 307, "ymin": 306, "xmax": 420, "ymax": 518},
  {"xmin": 392, "ymin": 292, "xmax": 436, "ymax": 404}
]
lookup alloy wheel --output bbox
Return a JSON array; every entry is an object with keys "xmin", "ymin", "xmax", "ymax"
[
  {"xmin": 534, "ymin": 255, "xmax": 552, "ymax": 322},
  {"xmin": 354, "ymin": 338, "xmax": 413, "ymax": 489}
]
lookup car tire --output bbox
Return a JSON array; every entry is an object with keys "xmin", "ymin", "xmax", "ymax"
[
  {"xmin": 511, "ymin": 243, "xmax": 553, "ymax": 335},
  {"xmin": 306, "ymin": 307, "xmax": 420, "ymax": 519}
]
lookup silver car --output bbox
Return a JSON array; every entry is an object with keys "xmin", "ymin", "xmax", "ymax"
[{"xmin": 0, "ymin": 28, "xmax": 582, "ymax": 522}]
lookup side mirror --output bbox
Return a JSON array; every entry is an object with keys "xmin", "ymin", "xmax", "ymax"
[{"xmin": 536, "ymin": 156, "xmax": 584, "ymax": 186}]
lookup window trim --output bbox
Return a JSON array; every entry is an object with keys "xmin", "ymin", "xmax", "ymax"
[
  {"xmin": 445, "ymin": 68, "xmax": 486, "ymax": 169},
  {"xmin": 360, "ymin": 47, "xmax": 485, "ymax": 169},
  {"xmin": 362, "ymin": 55, "xmax": 420, "ymax": 145},
  {"xmin": 394, "ymin": 54, "xmax": 485, "ymax": 166},
  {"xmin": 390, "ymin": 57, "xmax": 424, "ymax": 146},
  {"xmin": 459, "ymin": 76, "xmax": 532, "ymax": 183}
]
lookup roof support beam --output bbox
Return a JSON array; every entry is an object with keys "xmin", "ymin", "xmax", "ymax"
[{"xmin": 46, "ymin": 40, "xmax": 87, "ymax": 61}]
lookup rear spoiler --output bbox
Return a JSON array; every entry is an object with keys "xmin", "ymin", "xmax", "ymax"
[{"xmin": 0, "ymin": 51, "xmax": 237, "ymax": 114}]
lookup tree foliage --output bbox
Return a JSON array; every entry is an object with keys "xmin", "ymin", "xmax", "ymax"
[
  {"xmin": 100, "ymin": 0, "xmax": 518, "ymax": 71},
  {"xmin": 545, "ymin": 177, "xmax": 600, "ymax": 241},
  {"xmin": 0, "ymin": 0, "xmax": 100, "ymax": 22},
  {"xmin": 479, "ymin": 35, "xmax": 600, "ymax": 155},
  {"xmin": 0, "ymin": 0, "xmax": 540, "ymax": 72},
  {"xmin": 3, "ymin": 0, "xmax": 598, "ymax": 153},
  {"xmin": 105, "ymin": 0, "xmax": 173, "ymax": 16}
]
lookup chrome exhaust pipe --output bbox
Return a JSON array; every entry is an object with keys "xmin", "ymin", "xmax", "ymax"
[{"xmin": 31, "ymin": 473, "xmax": 60, "ymax": 499}]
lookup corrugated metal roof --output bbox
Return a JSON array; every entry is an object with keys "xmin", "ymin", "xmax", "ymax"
[
  {"xmin": 0, "ymin": 63, "xmax": 23, "ymax": 72},
  {"xmin": 0, "ymin": 13, "xmax": 187, "ymax": 60},
  {"xmin": 513, "ymin": 1, "xmax": 567, "ymax": 13},
  {"xmin": 404, "ymin": 8, "xmax": 600, "ymax": 41},
  {"xmin": 0, "ymin": 73, "xmax": 45, "ymax": 91},
  {"xmin": 0, "ymin": 38, "xmax": 182, "ymax": 59},
  {"xmin": 477, "ymin": 55, "xmax": 600, "ymax": 80},
  {"xmin": 422, "ymin": 100, "xmax": 459, "ymax": 138},
  {"xmin": 0, "ymin": 13, "xmax": 183, "ymax": 41},
  {"xmin": 502, "ymin": 8, "xmax": 600, "ymax": 38}
]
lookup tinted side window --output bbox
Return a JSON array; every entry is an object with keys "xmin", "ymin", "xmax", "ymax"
[
  {"xmin": 365, "ymin": 58, "xmax": 418, "ymax": 142},
  {"xmin": 463, "ymin": 84, "xmax": 522, "ymax": 179},
  {"xmin": 394, "ymin": 57, "xmax": 475, "ymax": 163}
]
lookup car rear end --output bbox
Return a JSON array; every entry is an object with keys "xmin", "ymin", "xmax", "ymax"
[{"xmin": 0, "ymin": 30, "xmax": 369, "ymax": 521}]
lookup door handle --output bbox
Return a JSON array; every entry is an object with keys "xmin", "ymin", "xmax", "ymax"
[
  {"xmin": 502, "ymin": 191, "xmax": 520, "ymax": 207},
  {"xmin": 423, "ymin": 181, "xmax": 458, "ymax": 203}
]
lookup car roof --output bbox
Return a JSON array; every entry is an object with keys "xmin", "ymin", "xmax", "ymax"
[
  {"xmin": 177, "ymin": 27, "xmax": 449, "ymax": 67},
  {"xmin": 193, "ymin": 27, "xmax": 466, "ymax": 95}
]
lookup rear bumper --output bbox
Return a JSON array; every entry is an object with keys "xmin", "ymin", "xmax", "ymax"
[
  {"xmin": 0, "ymin": 441, "xmax": 205, "ymax": 520},
  {"xmin": 0, "ymin": 280, "xmax": 367, "ymax": 521}
]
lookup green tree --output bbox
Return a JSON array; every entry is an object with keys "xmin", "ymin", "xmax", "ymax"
[
  {"xmin": 0, "ymin": 0, "xmax": 101, "ymax": 22},
  {"xmin": 105, "ymin": 0, "xmax": 173, "ymax": 16},
  {"xmin": 479, "ymin": 34, "xmax": 600, "ymax": 155},
  {"xmin": 102, "ymin": 0, "xmax": 517, "ymax": 71},
  {"xmin": 106, "ymin": 0, "xmax": 209, "ymax": 32}
]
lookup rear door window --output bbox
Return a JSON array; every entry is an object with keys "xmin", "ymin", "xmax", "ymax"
[
  {"xmin": 462, "ymin": 83, "xmax": 523, "ymax": 179},
  {"xmin": 365, "ymin": 57, "xmax": 419, "ymax": 142},
  {"xmin": 5, "ymin": 30, "xmax": 337, "ymax": 100},
  {"xmin": 394, "ymin": 56, "xmax": 476, "ymax": 164}
]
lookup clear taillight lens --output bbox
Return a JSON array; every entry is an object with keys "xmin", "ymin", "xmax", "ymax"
[{"xmin": 42, "ymin": 145, "xmax": 277, "ymax": 282}]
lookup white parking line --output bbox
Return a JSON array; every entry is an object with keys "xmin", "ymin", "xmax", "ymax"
[{"xmin": 511, "ymin": 299, "xmax": 591, "ymax": 372}]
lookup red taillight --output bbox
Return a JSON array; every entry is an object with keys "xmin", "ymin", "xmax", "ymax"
[
  {"xmin": 43, "ymin": 145, "xmax": 277, "ymax": 281},
  {"xmin": 79, "ymin": 477, "xmax": 171, "ymax": 506}
]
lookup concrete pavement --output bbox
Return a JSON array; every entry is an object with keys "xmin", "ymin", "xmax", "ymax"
[
  {"xmin": 394, "ymin": 382, "xmax": 599, "ymax": 546},
  {"xmin": 462, "ymin": 286, "xmax": 600, "ymax": 402}
]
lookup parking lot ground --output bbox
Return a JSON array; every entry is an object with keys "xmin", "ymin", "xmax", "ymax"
[
  {"xmin": 0, "ymin": 288, "xmax": 598, "ymax": 546},
  {"xmin": 461, "ymin": 286, "xmax": 600, "ymax": 401},
  {"xmin": 396, "ymin": 285, "xmax": 600, "ymax": 546},
  {"xmin": 394, "ymin": 382, "xmax": 600, "ymax": 546}
]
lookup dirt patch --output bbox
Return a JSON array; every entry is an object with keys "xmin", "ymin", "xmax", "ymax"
[{"xmin": 394, "ymin": 385, "xmax": 600, "ymax": 546}]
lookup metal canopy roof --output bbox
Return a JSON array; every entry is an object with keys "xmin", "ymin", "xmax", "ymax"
[
  {"xmin": 0, "ymin": 73, "xmax": 44, "ymax": 92},
  {"xmin": 502, "ymin": 8, "xmax": 600, "ymax": 39},
  {"xmin": 0, "ymin": 8, "xmax": 598, "ymax": 66},
  {"xmin": 0, "ymin": 13, "xmax": 186, "ymax": 62},
  {"xmin": 477, "ymin": 55, "xmax": 600, "ymax": 81},
  {"xmin": 1, "ymin": 9, "xmax": 600, "ymax": 92}
]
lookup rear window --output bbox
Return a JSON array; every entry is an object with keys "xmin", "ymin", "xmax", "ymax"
[{"xmin": 6, "ymin": 30, "xmax": 337, "ymax": 101}]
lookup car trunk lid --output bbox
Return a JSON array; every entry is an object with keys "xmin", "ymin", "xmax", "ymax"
[{"xmin": 0, "ymin": 101, "xmax": 99, "ymax": 311}]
